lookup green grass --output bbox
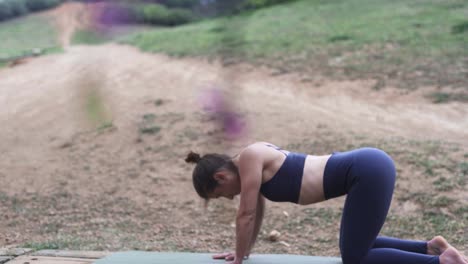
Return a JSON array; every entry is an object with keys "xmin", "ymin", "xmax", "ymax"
[
  {"xmin": 73, "ymin": 26, "xmax": 152, "ymax": 46},
  {"xmin": 72, "ymin": 30, "xmax": 109, "ymax": 45},
  {"xmin": 125, "ymin": 0, "xmax": 468, "ymax": 89},
  {"xmin": 22, "ymin": 236, "xmax": 104, "ymax": 251},
  {"xmin": 0, "ymin": 14, "xmax": 60, "ymax": 59},
  {"xmin": 139, "ymin": 114, "xmax": 161, "ymax": 135},
  {"xmin": 85, "ymin": 88, "xmax": 108, "ymax": 126},
  {"xmin": 428, "ymin": 92, "xmax": 468, "ymax": 103},
  {"xmin": 383, "ymin": 212, "xmax": 466, "ymax": 245},
  {"xmin": 22, "ymin": 241, "xmax": 61, "ymax": 250}
]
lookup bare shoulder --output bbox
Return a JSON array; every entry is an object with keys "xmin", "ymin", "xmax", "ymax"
[
  {"xmin": 237, "ymin": 143, "xmax": 266, "ymax": 183},
  {"xmin": 239, "ymin": 143, "xmax": 263, "ymax": 159},
  {"xmin": 239, "ymin": 142, "xmax": 272, "ymax": 157},
  {"xmin": 238, "ymin": 142, "xmax": 282, "ymax": 167}
]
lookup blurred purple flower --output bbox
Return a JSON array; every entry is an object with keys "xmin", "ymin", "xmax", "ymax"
[
  {"xmin": 222, "ymin": 110, "xmax": 246, "ymax": 139},
  {"xmin": 87, "ymin": 2, "xmax": 134, "ymax": 33},
  {"xmin": 199, "ymin": 88, "xmax": 246, "ymax": 140},
  {"xmin": 97, "ymin": 4, "xmax": 133, "ymax": 26}
]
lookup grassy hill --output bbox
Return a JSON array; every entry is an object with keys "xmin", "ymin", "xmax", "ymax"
[
  {"xmin": 125, "ymin": 0, "xmax": 468, "ymax": 92},
  {"xmin": 0, "ymin": 13, "xmax": 61, "ymax": 61}
]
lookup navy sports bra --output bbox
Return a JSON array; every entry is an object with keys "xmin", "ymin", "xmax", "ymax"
[{"xmin": 259, "ymin": 145, "xmax": 307, "ymax": 204}]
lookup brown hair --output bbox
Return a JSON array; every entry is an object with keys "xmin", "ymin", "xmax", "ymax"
[{"xmin": 185, "ymin": 151, "xmax": 238, "ymax": 199}]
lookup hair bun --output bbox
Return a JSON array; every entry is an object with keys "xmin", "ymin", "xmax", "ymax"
[{"xmin": 185, "ymin": 151, "xmax": 201, "ymax": 164}]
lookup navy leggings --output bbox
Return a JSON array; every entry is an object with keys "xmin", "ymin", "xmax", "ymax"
[{"xmin": 323, "ymin": 148, "xmax": 439, "ymax": 264}]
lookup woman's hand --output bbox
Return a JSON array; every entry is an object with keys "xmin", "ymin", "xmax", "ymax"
[
  {"xmin": 212, "ymin": 252, "xmax": 249, "ymax": 263},
  {"xmin": 212, "ymin": 252, "xmax": 235, "ymax": 261},
  {"xmin": 227, "ymin": 259, "xmax": 243, "ymax": 264}
]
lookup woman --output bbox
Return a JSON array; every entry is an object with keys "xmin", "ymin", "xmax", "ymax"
[{"xmin": 185, "ymin": 142, "xmax": 467, "ymax": 264}]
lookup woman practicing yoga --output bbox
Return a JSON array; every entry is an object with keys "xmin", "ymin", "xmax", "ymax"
[{"xmin": 185, "ymin": 142, "xmax": 467, "ymax": 264}]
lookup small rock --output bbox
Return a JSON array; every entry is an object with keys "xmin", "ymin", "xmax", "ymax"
[
  {"xmin": 32, "ymin": 48, "xmax": 42, "ymax": 56},
  {"xmin": 268, "ymin": 230, "xmax": 281, "ymax": 242},
  {"xmin": 59, "ymin": 142, "xmax": 72, "ymax": 148},
  {"xmin": 279, "ymin": 241, "xmax": 290, "ymax": 247}
]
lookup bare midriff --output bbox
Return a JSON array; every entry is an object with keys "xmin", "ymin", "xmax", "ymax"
[{"xmin": 298, "ymin": 154, "xmax": 333, "ymax": 205}]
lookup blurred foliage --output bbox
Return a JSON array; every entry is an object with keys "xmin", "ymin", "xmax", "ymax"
[
  {"xmin": 154, "ymin": 0, "xmax": 200, "ymax": 9},
  {"xmin": 0, "ymin": 0, "xmax": 297, "ymax": 26},
  {"xmin": 133, "ymin": 3, "xmax": 198, "ymax": 26},
  {"xmin": 193, "ymin": 0, "xmax": 298, "ymax": 16},
  {"xmin": 239, "ymin": 0, "xmax": 298, "ymax": 10},
  {"xmin": 0, "ymin": 0, "xmax": 63, "ymax": 22},
  {"xmin": 25, "ymin": 0, "xmax": 62, "ymax": 11}
]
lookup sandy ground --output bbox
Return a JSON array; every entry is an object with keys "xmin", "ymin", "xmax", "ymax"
[{"xmin": 0, "ymin": 2, "xmax": 466, "ymax": 257}]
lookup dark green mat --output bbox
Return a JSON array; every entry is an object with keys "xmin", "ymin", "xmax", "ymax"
[{"xmin": 93, "ymin": 251, "xmax": 343, "ymax": 264}]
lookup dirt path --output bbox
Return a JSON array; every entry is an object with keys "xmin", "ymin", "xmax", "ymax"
[
  {"xmin": 0, "ymin": 44, "xmax": 466, "ymax": 150},
  {"xmin": 48, "ymin": 2, "xmax": 93, "ymax": 47},
  {"xmin": 0, "ymin": 2, "xmax": 466, "ymax": 256}
]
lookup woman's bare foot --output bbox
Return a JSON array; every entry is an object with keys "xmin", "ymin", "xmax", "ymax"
[
  {"xmin": 427, "ymin": 236, "xmax": 450, "ymax": 255},
  {"xmin": 428, "ymin": 236, "xmax": 468, "ymax": 262},
  {"xmin": 439, "ymin": 247, "xmax": 468, "ymax": 264}
]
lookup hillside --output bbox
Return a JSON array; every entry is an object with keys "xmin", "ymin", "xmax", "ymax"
[{"xmin": 0, "ymin": 1, "xmax": 466, "ymax": 257}]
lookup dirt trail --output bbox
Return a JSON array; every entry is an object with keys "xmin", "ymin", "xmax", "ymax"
[
  {"xmin": 0, "ymin": 44, "xmax": 466, "ymax": 169},
  {"xmin": 48, "ymin": 2, "xmax": 93, "ymax": 47},
  {"xmin": 1, "ymin": 44, "xmax": 466, "ymax": 145},
  {"xmin": 0, "ymin": 2, "xmax": 466, "ymax": 256}
]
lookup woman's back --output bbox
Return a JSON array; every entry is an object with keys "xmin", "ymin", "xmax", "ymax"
[{"xmin": 251, "ymin": 142, "xmax": 331, "ymax": 205}]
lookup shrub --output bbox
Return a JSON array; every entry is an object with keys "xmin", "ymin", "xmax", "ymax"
[
  {"xmin": 7, "ymin": 0, "xmax": 29, "ymax": 17},
  {"xmin": 0, "ymin": 0, "xmax": 64, "ymax": 22},
  {"xmin": 0, "ymin": 2, "xmax": 13, "ymax": 21},
  {"xmin": 239, "ymin": 0, "xmax": 298, "ymax": 10},
  {"xmin": 165, "ymin": 8, "xmax": 197, "ymax": 25},
  {"xmin": 141, "ymin": 4, "xmax": 170, "ymax": 24},
  {"xmin": 0, "ymin": 0, "xmax": 196, "ymax": 26},
  {"xmin": 135, "ymin": 3, "xmax": 197, "ymax": 26},
  {"xmin": 451, "ymin": 21, "xmax": 468, "ymax": 34},
  {"xmin": 158, "ymin": 0, "xmax": 199, "ymax": 9},
  {"xmin": 195, "ymin": 0, "xmax": 297, "ymax": 16},
  {"xmin": 25, "ymin": 0, "xmax": 62, "ymax": 12}
]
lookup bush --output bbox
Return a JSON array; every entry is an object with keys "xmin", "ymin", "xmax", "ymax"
[
  {"xmin": 0, "ymin": 3, "xmax": 13, "ymax": 21},
  {"xmin": 239, "ymin": 0, "xmax": 298, "ymax": 10},
  {"xmin": 157, "ymin": 0, "xmax": 199, "ymax": 9},
  {"xmin": 0, "ymin": 0, "xmax": 196, "ymax": 26},
  {"xmin": 7, "ymin": 0, "xmax": 29, "ymax": 17},
  {"xmin": 195, "ymin": 0, "xmax": 296, "ymax": 16},
  {"xmin": 0, "ymin": 0, "xmax": 63, "ymax": 22},
  {"xmin": 135, "ymin": 3, "xmax": 197, "ymax": 26},
  {"xmin": 165, "ymin": 8, "xmax": 197, "ymax": 25},
  {"xmin": 25, "ymin": 0, "xmax": 61, "ymax": 12},
  {"xmin": 141, "ymin": 4, "xmax": 169, "ymax": 24}
]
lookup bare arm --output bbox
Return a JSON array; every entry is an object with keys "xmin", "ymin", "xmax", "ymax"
[
  {"xmin": 235, "ymin": 147, "xmax": 263, "ymax": 263},
  {"xmin": 247, "ymin": 195, "xmax": 265, "ymax": 257}
]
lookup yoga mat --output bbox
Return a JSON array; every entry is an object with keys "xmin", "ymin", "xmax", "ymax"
[{"xmin": 93, "ymin": 251, "xmax": 343, "ymax": 264}]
